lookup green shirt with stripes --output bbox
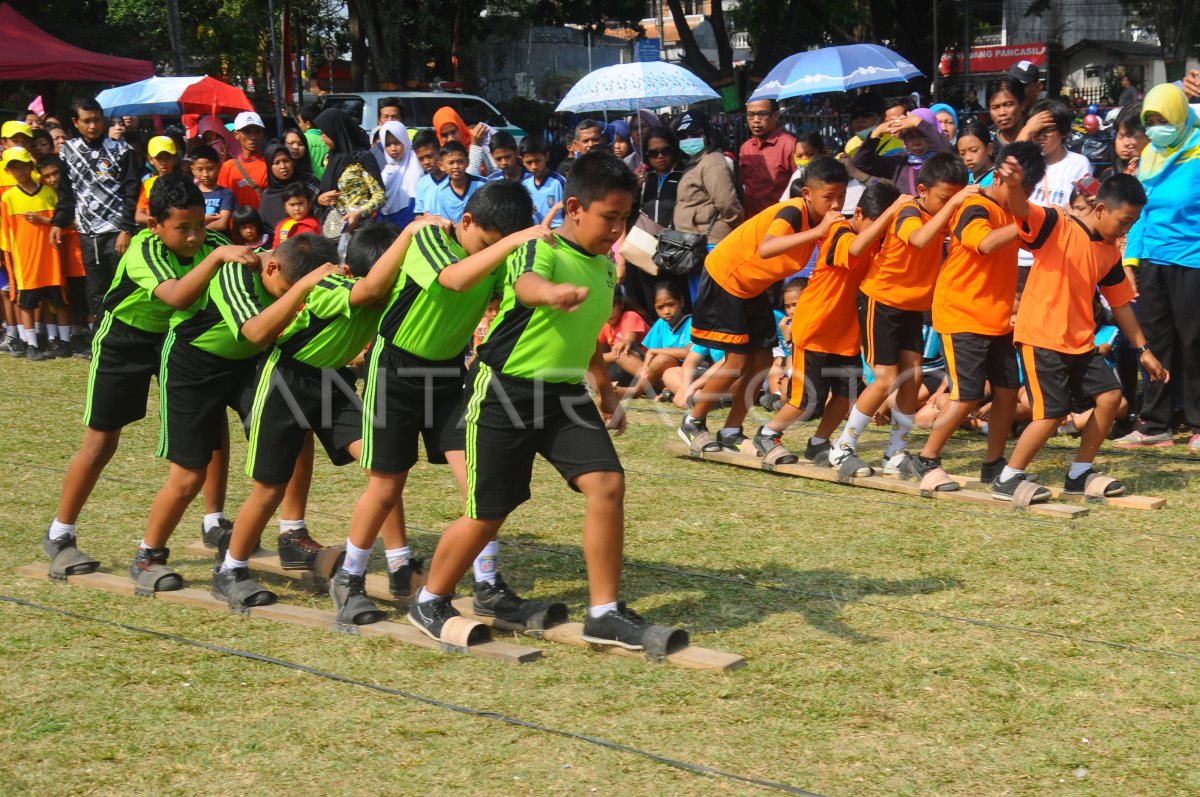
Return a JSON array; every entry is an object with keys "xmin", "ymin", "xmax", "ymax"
[
  {"xmin": 170, "ymin": 261, "xmax": 272, "ymax": 360},
  {"xmin": 377, "ymin": 224, "xmax": 501, "ymax": 362},
  {"xmin": 100, "ymin": 228, "xmax": 230, "ymax": 334},
  {"xmin": 275, "ymin": 273, "xmax": 381, "ymax": 369},
  {"xmin": 477, "ymin": 234, "xmax": 616, "ymax": 383}
]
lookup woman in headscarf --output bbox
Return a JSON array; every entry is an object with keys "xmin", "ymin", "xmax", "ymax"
[
  {"xmin": 196, "ymin": 115, "xmax": 241, "ymax": 161},
  {"xmin": 258, "ymin": 141, "xmax": 320, "ymax": 232},
  {"xmin": 281, "ymin": 128, "xmax": 312, "ymax": 175},
  {"xmin": 433, "ymin": 105, "xmax": 497, "ymax": 178},
  {"xmin": 606, "ymin": 120, "xmax": 640, "ymax": 170},
  {"xmin": 373, "ymin": 120, "xmax": 422, "ymax": 227},
  {"xmin": 929, "ymin": 103, "xmax": 958, "ymax": 144},
  {"xmin": 851, "ymin": 106, "xmax": 951, "ymax": 195},
  {"xmin": 314, "ymin": 108, "xmax": 385, "ymax": 234},
  {"xmin": 1118, "ymin": 83, "xmax": 1200, "ymax": 452}
]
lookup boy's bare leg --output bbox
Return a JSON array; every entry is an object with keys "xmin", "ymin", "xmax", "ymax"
[
  {"xmin": 422, "ymin": 516, "xmax": 506, "ymax": 596},
  {"xmin": 143, "ymin": 463, "xmax": 207, "ymax": 548},
  {"xmin": 814, "ymin": 394, "xmax": 850, "ymax": 439},
  {"xmin": 893, "ymin": 352, "xmax": 923, "ymax": 415},
  {"xmin": 1075, "ymin": 389, "xmax": 1122, "ymax": 465},
  {"xmin": 575, "ymin": 471, "xmax": 625, "ymax": 606},
  {"xmin": 227, "ymin": 482, "xmax": 288, "ymax": 560},
  {"xmin": 201, "ymin": 421, "xmax": 230, "ymax": 516},
  {"xmin": 722, "ymin": 347, "xmax": 773, "ymax": 430},
  {"xmin": 55, "ymin": 429, "xmax": 121, "ymax": 524},
  {"xmin": 278, "ymin": 433, "xmax": 315, "ymax": 522},
  {"xmin": 347, "ymin": 471, "xmax": 408, "ymax": 550},
  {"xmin": 687, "ymin": 350, "xmax": 746, "ymax": 419},
  {"xmin": 984, "ymin": 387, "xmax": 1018, "ymax": 462},
  {"xmin": 1007, "ymin": 419, "xmax": 1062, "ymax": 471}
]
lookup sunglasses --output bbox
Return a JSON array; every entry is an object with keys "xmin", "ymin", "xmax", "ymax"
[{"xmin": 645, "ymin": 147, "xmax": 673, "ymax": 157}]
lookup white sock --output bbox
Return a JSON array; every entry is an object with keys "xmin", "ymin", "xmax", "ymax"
[
  {"xmin": 138, "ymin": 539, "xmax": 151, "ymax": 551},
  {"xmin": 46, "ymin": 323, "xmax": 58, "ymax": 341},
  {"xmin": 221, "ymin": 552, "xmax": 249, "ymax": 572},
  {"xmin": 836, "ymin": 408, "xmax": 872, "ymax": 448},
  {"xmin": 588, "ymin": 601, "xmax": 619, "ymax": 619},
  {"xmin": 417, "ymin": 586, "xmax": 447, "ymax": 603},
  {"xmin": 202, "ymin": 512, "xmax": 225, "ymax": 532},
  {"xmin": 1068, "ymin": 461, "xmax": 1092, "ymax": 479},
  {"xmin": 473, "ymin": 541, "xmax": 499, "ymax": 584},
  {"xmin": 810, "ymin": 436, "xmax": 828, "ymax": 446},
  {"xmin": 341, "ymin": 540, "xmax": 372, "ymax": 576},
  {"xmin": 57, "ymin": 325, "xmax": 70, "ymax": 342},
  {"xmin": 1000, "ymin": 465, "xmax": 1024, "ymax": 482},
  {"xmin": 760, "ymin": 426, "xmax": 780, "ymax": 438},
  {"xmin": 684, "ymin": 414, "xmax": 700, "ymax": 425},
  {"xmin": 719, "ymin": 426, "xmax": 741, "ymax": 437},
  {"xmin": 279, "ymin": 518, "xmax": 306, "ymax": 533},
  {"xmin": 35, "ymin": 321, "xmax": 45, "ymax": 334},
  {"xmin": 886, "ymin": 410, "xmax": 914, "ymax": 457},
  {"xmin": 22, "ymin": 328, "xmax": 37, "ymax": 347},
  {"xmin": 4, "ymin": 325, "xmax": 15, "ymax": 339},
  {"xmin": 48, "ymin": 519, "xmax": 76, "ymax": 540},
  {"xmin": 384, "ymin": 546, "xmax": 410, "ymax": 573}
]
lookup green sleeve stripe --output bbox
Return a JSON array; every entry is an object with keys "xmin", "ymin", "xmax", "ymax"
[
  {"xmin": 142, "ymin": 237, "xmax": 174, "ymax": 284},
  {"xmin": 427, "ymin": 226, "xmax": 461, "ymax": 267},
  {"xmin": 206, "ymin": 230, "xmax": 232, "ymax": 248},
  {"xmin": 414, "ymin": 227, "xmax": 451, "ymax": 273},
  {"xmin": 221, "ymin": 265, "xmax": 258, "ymax": 327},
  {"xmin": 520, "ymin": 241, "xmax": 538, "ymax": 274}
]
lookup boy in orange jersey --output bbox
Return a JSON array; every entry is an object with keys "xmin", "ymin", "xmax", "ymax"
[
  {"xmin": 827, "ymin": 153, "xmax": 974, "ymax": 477},
  {"xmin": 900, "ymin": 142, "xmax": 1046, "ymax": 490},
  {"xmin": 679, "ymin": 157, "xmax": 846, "ymax": 453},
  {"xmin": 38, "ymin": 154, "xmax": 91, "ymax": 358},
  {"xmin": 751, "ymin": 181, "xmax": 906, "ymax": 464},
  {"xmin": 990, "ymin": 163, "xmax": 1167, "ymax": 503}
]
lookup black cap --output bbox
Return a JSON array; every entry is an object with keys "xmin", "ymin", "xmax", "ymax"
[
  {"xmin": 1007, "ymin": 60, "xmax": 1040, "ymax": 86},
  {"xmin": 674, "ymin": 110, "xmax": 709, "ymax": 134}
]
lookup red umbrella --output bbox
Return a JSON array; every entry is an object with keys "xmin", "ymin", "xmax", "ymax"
[{"xmin": 97, "ymin": 75, "xmax": 254, "ymax": 118}]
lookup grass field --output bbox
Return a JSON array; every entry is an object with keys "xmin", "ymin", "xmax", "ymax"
[{"xmin": 2, "ymin": 354, "xmax": 1198, "ymax": 797}]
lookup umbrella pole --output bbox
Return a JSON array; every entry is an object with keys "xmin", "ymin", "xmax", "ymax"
[{"xmin": 267, "ymin": 0, "xmax": 285, "ymax": 135}]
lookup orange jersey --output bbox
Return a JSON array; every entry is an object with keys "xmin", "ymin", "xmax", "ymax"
[
  {"xmin": 1015, "ymin": 204, "xmax": 1134, "ymax": 354},
  {"xmin": 791, "ymin": 219, "xmax": 874, "ymax": 356},
  {"xmin": 704, "ymin": 199, "xmax": 818, "ymax": 299},
  {"xmin": 1, "ymin": 184, "xmax": 62, "ymax": 291},
  {"xmin": 859, "ymin": 200, "xmax": 941, "ymax": 311},
  {"xmin": 59, "ymin": 226, "xmax": 86, "ymax": 278},
  {"xmin": 933, "ymin": 194, "xmax": 1020, "ymax": 335}
]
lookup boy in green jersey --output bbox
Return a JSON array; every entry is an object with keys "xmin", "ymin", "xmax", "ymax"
[
  {"xmin": 128, "ymin": 233, "xmax": 338, "ymax": 593},
  {"xmin": 411, "ymin": 152, "xmax": 670, "ymax": 650},
  {"xmin": 334, "ymin": 181, "xmax": 555, "ymax": 625},
  {"xmin": 42, "ymin": 174, "xmax": 256, "ymax": 579}
]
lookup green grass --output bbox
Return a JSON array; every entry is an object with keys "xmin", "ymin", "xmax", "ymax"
[{"xmin": 2, "ymin": 355, "xmax": 1199, "ymax": 797}]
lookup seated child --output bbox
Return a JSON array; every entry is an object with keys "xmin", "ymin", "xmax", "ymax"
[
  {"xmin": 599, "ymin": 292, "xmax": 648, "ymax": 386},
  {"xmin": 273, "ymin": 182, "xmax": 322, "ymax": 247},
  {"xmin": 620, "ymin": 281, "xmax": 691, "ymax": 398},
  {"xmin": 663, "ymin": 342, "xmax": 726, "ymax": 410}
]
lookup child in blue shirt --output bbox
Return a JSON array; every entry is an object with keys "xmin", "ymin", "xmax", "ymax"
[
  {"xmin": 519, "ymin": 135, "xmax": 565, "ymax": 228},
  {"xmin": 621, "ymin": 281, "xmax": 692, "ymax": 398}
]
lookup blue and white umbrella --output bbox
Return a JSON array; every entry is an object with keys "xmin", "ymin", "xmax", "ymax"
[
  {"xmin": 749, "ymin": 44, "xmax": 923, "ymax": 102},
  {"xmin": 556, "ymin": 62, "xmax": 719, "ymax": 113}
]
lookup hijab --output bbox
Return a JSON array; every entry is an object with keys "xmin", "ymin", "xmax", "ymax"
[
  {"xmin": 605, "ymin": 120, "xmax": 641, "ymax": 170},
  {"xmin": 374, "ymin": 120, "xmax": 422, "ymax": 214},
  {"xmin": 315, "ymin": 108, "xmax": 381, "ymax": 194},
  {"xmin": 196, "ymin": 115, "xmax": 240, "ymax": 160},
  {"xmin": 929, "ymin": 103, "xmax": 959, "ymax": 141},
  {"xmin": 258, "ymin": 142, "xmax": 318, "ymax": 231},
  {"xmin": 432, "ymin": 106, "xmax": 471, "ymax": 147},
  {"xmin": 1138, "ymin": 83, "xmax": 1200, "ymax": 184}
]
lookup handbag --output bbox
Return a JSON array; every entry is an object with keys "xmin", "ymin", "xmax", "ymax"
[
  {"xmin": 619, "ymin": 212, "xmax": 664, "ymax": 275},
  {"xmin": 653, "ymin": 214, "xmax": 717, "ymax": 276}
]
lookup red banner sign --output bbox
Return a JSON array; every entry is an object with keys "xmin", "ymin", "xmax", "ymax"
[{"xmin": 939, "ymin": 43, "xmax": 1048, "ymax": 76}]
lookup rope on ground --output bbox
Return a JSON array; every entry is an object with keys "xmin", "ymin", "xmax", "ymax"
[{"xmin": 0, "ymin": 594, "xmax": 833, "ymax": 797}]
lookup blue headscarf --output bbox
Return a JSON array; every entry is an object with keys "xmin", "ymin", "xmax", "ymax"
[{"xmin": 929, "ymin": 103, "xmax": 959, "ymax": 143}]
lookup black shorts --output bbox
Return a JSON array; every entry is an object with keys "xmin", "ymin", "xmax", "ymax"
[
  {"xmin": 359, "ymin": 341, "xmax": 466, "ymax": 474},
  {"xmin": 67, "ymin": 276, "xmax": 88, "ymax": 318},
  {"xmin": 245, "ymin": 354, "xmax": 363, "ymax": 484},
  {"xmin": 857, "ymin": 292, "xmax": 923, "ymax": 366},
  {"xmin": 786, "ymin": 349, "xmax": 862, "ymax": 418},
  {"xmin": 1018, "ymin": 344, "xmax": 1122, "ymax": 420},
  {"xmin": 464, "ymin": 363, "xmax": 623, "ymax": 520},
  {"xmin": 942, "ymin": 331, "xmax": 1020, "ymax": 402},
  {"xmin": 158, "ymin": 333, "xmax": 258, "ymax": 469},
  {"xmin": 17, "ymin": 286, "xmax": 63, "ymax": 310},
  {"xmin": 83, "ymin": 315, "xmax": 163, "ymax": 432},
  {"xmin": 691, "ymin": 269, "xmax": 777, "ymax": 354}
]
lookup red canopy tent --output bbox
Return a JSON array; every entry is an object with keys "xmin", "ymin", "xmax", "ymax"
[{"xmin": 0, "ymin": 2, "xmax": 153, "ymax": 83}]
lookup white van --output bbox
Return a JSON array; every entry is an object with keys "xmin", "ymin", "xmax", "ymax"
[{"xmin": 320, "ymin": 91, "xmax": 526, "ymax": 139}]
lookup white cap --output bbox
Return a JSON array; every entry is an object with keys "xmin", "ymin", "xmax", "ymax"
[{"xmin": 233, "ymin": 111, "xmax": 265, "ymax": 131}]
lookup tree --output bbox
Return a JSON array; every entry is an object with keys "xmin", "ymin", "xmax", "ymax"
[
  {"xmin": 662, "ymin": 0, "xmax": 732, "ymax": 85},
  {"xmin": 1121, "ymin": 1, "xmax": 1199, "ymax": 81}
]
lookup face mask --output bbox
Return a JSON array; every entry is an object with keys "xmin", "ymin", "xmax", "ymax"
[
  {"xmin": 679, "ymin": 138, "xmax": 705, "ymax": 156},
  {"xmin": 1146, "ymin": 124, "xmax": 1179, "ymax": 148},
  {"xmin": 795, "ymin": 157, "xmax": 811, "ymax": 167}
]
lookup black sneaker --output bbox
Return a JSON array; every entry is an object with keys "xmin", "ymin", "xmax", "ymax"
[
  {"xmin": 277, "ymin": 527, "xmax": 325, "ymax": 570},
  {"xmin": 805, "ymin": 438, "xmax": 831, "ymax": 463},
  {"xmin": 752, "ymin": 427, "xmax": 797, "ymax": 464},
  {"xmin": 9, "ymin": 339, "xmax": 26, "ymax": 358},
  {"xmin": 128, "ymin": 546, "xmax": 184, "ymax": 592},
  {"xmin": 70, "ymin": 332, "xmax": 92, "ymax": 360},
  {"xmin": 716, "ymin": 428, "xmax": 747, "ymax": 452},
  {"xmin": 678, "ymin": 415, "xmax": 720, "ymax": 452},
  {"xmin": 991, "ymin": 471, "xmax": 1051, "ymax": 503},
  {"xmin": 329, "ymin": 571, "xmax": 386, "ymax": 625},
  {"xmin": 26, "ymin": 345, "xmax": 50, "ymax": 362},
  {"xmin": 472, "ymin": 574, "xmax": 529, "ymax": 621},
  {"xmin": 53, "ymin": 339, "xmax": 74, "ymax": 360},
  {"xmin": 898, "ymin": 452, "xmax": 937, "ymax": 480},
  {"xmin": 979, "ymin": 457, "xmax": 1007, "ymax": 485},
  {"xmin": 408, "ymin": 593, "xmax": 460, "ymax": 640},
  {"xmin": 581, "ymin": 602, "xmax": 651, "ymax": 650},
  {"xmin": 0, "ymin": 336, "xmax": 14, "ymax": 354},
  {"xmin": 388, "ymin": 557, "xmax": 425, "ymax": 599},
  {"xmin": 201, "ymin": 517, "xmax": 234, "ymax": 549},
  {"xmin": 211, "ymin": 566, "xmax": 276, "ymax": 608},
  {"xmin": 41, "ymin": 530, "xmax": 100, "ymax": 577},
  {"xmin": 1063, "ymin": 467, "xmax": 1124, "ymax": 496}
]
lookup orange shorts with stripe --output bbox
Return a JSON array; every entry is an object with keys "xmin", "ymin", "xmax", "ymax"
[{"xmin": 1018, "ymin": 344, "xmax": 1120, "ymax": 420}]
